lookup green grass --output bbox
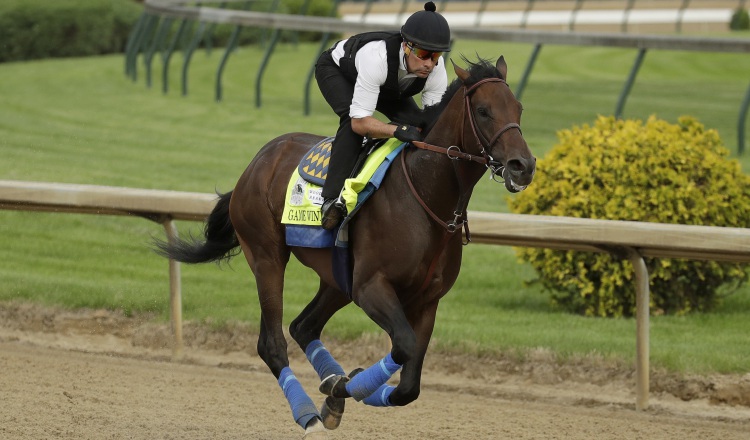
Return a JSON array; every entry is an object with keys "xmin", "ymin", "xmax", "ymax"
[{"xmin": 1, "ymin": 39, "xmax": 749, "ymax": 374}]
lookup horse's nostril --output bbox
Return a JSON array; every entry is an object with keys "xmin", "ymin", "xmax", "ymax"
[
  {"xmin": 507, "ymin": 159, "xmax": 525, "ymax": 173},
  {"xmin": 507, "ymin": 157, "xmax": 536, "ymax": 175}
]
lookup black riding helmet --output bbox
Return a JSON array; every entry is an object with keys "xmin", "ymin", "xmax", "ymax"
[{"xmin": 400, "ymin": 2, "xmax": 451, "ymax": 52}]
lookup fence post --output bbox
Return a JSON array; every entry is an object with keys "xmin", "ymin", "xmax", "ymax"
[
  {"xmin": 125, "ymin": 12, "xmax": 147, "ymax": 79},
  {"xmin": 474, "ymin": 0, "xmax": 490, "ymax": 27},
  {"xmin": 515, "ymin": 43, "xmax": 542, "ymax": 101},
  {"xmin": 254, "ymin": 0, "xmax": 283, "ymax": 108},
  {"xmin": 615, "ymin": 48, "xmax": 647, "ymax": 119},
  {"xmin": 303, "ymin": 0, "xmax": 341, "ymax": 115},
  {"xmin": 215, "ymin": 25, "xmax": 244, "ymax": 102},
  {"xmin": 396, "ymin": 0, "xmax": 410, "ymax": 25},
  {"xmin": 182, "ymin": 22, "xmax": 207, "ymax": 96},
  {"xmin": 126, "ymin": 12, "xmax": 154, "ymax": 82},
  {"xmin": 520, "ymin": 0, "xmax": 536, "ymax": 29},
  {"xmin": 161, "ymin": 217, "xmax": 184, "ymax": 361},
  {"xmin": 676, "ymin": 0, "xmax": 692, "ymax": 33},
  {"xmin": 145, "ymin": 17, "xmax": 174, "ymax": 89},
  {"xmin": 162, "ymin": 19, "xmax": 190, "ymax": 94},
  {"xmin": 626, "ymin": 247, "xmax": 650, "ymax": 411},
  {"xmin": 215, "ymin": 1, "xmax": 251, "ymax": 102},
  {"xmin": 203, "ymin": 2, "xmax": 228, "ymax": 56},
  {"xmin": 569, "ymin": 0, "xmax": 584, "ymax": 31},
  {"xmin": 622, "ymin": 0, "xmax": 636, "ymax": 33},
  {"xmin": 359, "ymin": 0, "xmax": 376, "ymax": 23},
  {"xmin": 738, "ymin": 81, "xmax": 750, "ymax": 155}
]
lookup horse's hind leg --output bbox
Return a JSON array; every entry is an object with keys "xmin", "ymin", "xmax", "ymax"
[
  {"xmin": 290, "ymin": 283, "xmax": 350, "ymax": 385},
  {"xmin": 290, "ymin": 281, "xmax": 352, "ymax": 430},
  {"xmin": 237, "ymin": 237, "xmax": 324, "ymax": 436}
]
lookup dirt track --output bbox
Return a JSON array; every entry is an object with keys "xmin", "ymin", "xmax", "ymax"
[{"xmin": 1, "ymin": 303, "xmax": 749, "ymax": 440}]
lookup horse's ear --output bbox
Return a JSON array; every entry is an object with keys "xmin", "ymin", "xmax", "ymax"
[
  {"xmin": 452, "ymin": 59, "xmax": 470, "ymax": 82},
  {"xmin": 496, "ymin": 56, "xmax": 508, "ymax": 80}
]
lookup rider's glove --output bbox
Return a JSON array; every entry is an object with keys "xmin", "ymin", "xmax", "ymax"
[{"xmin": 393, "ymin": 125, "xmax": 422, "ymax": 143}]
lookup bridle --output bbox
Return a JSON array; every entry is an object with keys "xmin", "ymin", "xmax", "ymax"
[
  {"xmin": 464, "ymin": 78, "xmax": 522, "ymax": 182},
  {"xmin": 410, "ymin": 77, "xmax": 522, "ymax": 181},
  {"xmin": 404, "ymin": 76, "xmax": 523, "ymax": 234},
  {"xmin": 403, "ymin": 76, "xmax": 524, "ymax": 294}
]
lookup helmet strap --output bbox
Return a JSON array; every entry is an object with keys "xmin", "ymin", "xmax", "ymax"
[{"xmin": 402, "ymin": 42, "xmax": 410, "ymax": 71}]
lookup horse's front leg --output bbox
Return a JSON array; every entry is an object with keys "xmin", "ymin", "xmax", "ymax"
[
  {"xmin": 319, "ymin": 279, "xmax": 426, "ymax": 406},
  {"xmin": 362, "ymin": 301, "xmax": 438, "ymax": 407}
]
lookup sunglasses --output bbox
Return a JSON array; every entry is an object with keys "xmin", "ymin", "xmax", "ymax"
[{"xmin": 406, "ymin": 42, "xmax": 442, "ymax": 63}]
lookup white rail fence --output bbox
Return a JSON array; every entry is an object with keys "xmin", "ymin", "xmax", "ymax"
[{"xmin": 2, "ymin": 179, "xmax": 749, "ymax": 410}]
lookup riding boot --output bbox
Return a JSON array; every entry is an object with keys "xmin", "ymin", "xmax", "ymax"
[{"xmin": 321, "ymin": 197, "xmax": 346, "ymax": 230}]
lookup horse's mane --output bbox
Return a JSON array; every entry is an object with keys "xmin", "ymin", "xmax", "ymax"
[{"xmin": 419, "ymin": 55, "xmax": 503, "ymax": 136}]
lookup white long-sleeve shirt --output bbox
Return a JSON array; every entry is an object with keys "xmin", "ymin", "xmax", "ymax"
[{"xmin": 330, "ymin": 39, "xmax": 448, "ymax": 119}]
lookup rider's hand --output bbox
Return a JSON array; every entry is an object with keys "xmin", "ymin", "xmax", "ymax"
[{"xmin": 393, "ymin": 125, "xmax": 422, "ymax": 143}]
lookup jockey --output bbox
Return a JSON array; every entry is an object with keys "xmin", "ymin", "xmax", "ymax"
[{"xmin": 314, "ymin": 1, "xmax": 451, "ymax": 230}]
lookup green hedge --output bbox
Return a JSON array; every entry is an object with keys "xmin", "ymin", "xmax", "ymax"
[
  {"xmin": 0, "ymin": 0, "xmax": 142, "ymax": 62},
  {"xmin": 730, "ymin": 8, "xmax": 750, "ymax": 30},
  {"xmin": 509, "ymin": 116, "xmax": 750, "ymax": 317},
  {"xmin": 174, "ymin": 0, "xmax": 338, "ymax": 49},
  {"xmin": 0, "ymin": 0, "xmax": 338, "ymax": 63}
]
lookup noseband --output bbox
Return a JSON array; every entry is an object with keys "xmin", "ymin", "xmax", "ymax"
[
  {"xmin": 464, "ymin": 78, "xmax": 522, "ymax": 180},
  {"xmin": 411, "ymin": 77, "xmax": 522, "ymax": 175}
]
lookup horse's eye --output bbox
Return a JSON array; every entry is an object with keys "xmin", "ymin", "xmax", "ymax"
[{"xmin": 477, "ymin": 107, "xmax": 490, "ymax": 118}]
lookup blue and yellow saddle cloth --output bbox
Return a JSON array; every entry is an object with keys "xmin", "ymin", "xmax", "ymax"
[{"xmin": 282, "ymin": 137, "xmax": 406, "ymax": 248}]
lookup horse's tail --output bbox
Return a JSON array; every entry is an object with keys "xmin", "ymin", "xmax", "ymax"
[{"xmin": 153, "ymin": 191, "xmax": 240, "ymax": 264}]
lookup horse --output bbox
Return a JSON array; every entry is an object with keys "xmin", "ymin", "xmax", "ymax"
[{"xmin": 156, "ymin": 55, "xmax": 536, "ymax": 438}]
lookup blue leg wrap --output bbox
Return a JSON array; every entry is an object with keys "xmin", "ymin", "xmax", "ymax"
[
  {"xmin": 278, "ymin": 367, "xmax": 319, "ymax": 428},
  {"xmin": 345, "ymin": 353, "xmax": 401, "ymax": 401},
  {"xmin": 305, "ymin": 339, "xmax": 346, "ymax": 380},
  {"xmin": 361, "ymin": 384, "xmax": 396, "ymax": 407}
]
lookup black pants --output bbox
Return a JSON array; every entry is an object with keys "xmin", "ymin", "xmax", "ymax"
[{"xmin": 315, "ymin": 50, "xmax": 420, "ymax": 200}]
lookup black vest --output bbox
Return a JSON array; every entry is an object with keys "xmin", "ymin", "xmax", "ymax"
[{"xmin": 338, "ymin": 31, "xmax": 427, "ymax": 101}]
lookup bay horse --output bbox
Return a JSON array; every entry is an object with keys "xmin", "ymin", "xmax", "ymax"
[{"xmin": 156, "ymin": 55, "xmax": 535, "ymax": 438}]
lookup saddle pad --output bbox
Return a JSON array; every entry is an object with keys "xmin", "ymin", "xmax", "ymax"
[
  {"xmin": 282, "ymin": 138, "xmax": 406, "ymax": 228},
  {"xmin": 297, "ymin": 137, "xmax": 334, "ymax": 187},
  {"xmin": 281, "ymin": 169, "xmax": 325, "ymax": 226}
]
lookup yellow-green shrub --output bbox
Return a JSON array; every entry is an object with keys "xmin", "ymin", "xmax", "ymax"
[{"xmin": 509, "ymin": 115, "xmax": 750, "ymax": 317}]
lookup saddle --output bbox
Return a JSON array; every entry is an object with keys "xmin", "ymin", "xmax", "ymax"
[
  {"xmin": 281, "ymin": 137, "xmax": 400, "ymax": 231},
  {"xmin": 297, "ymin": 137, "xmax": 389, "ymax": 187}
]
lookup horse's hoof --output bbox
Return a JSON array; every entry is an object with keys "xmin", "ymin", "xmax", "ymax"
[
  {"xmin": 303, "ymin": 418, "xmax": 328, "ymax": 439},
  {"xmin": 319, "ymin": 374, "xmax": 350, "ymax": 398},
  {"xmin": 348, "ymin": 367, "xmax": 364, "ymax": 378},
  {"xmin": 320, "ymin": 396, "xmax": 344, "ymax": 430}
]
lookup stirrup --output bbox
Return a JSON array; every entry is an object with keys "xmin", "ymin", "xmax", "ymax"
[{"xmin": 321, "ymin": 197, "xmax": 346, "ymax": 230}]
